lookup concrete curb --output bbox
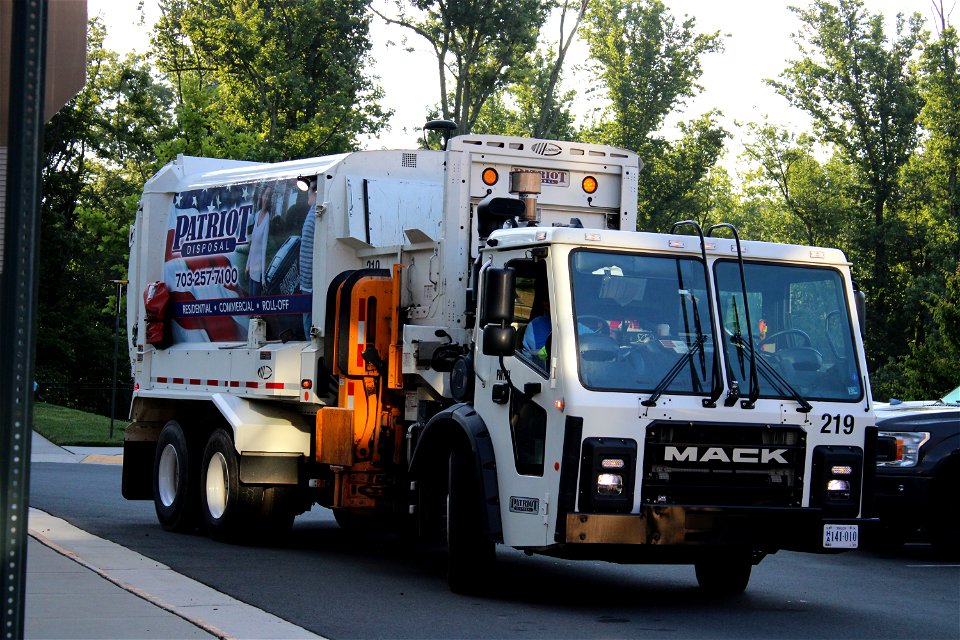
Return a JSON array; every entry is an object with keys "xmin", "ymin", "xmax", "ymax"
[{"xmin": 28, "ymin": 508, "xmax": 324, "ymax": 640}]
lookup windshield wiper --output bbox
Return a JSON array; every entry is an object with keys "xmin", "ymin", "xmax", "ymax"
[
  {"xmin": 641, "ymin": 333, "xmax": 706, "ymax": 407},
  {"xmin": 669, "ymin": 220, "xmax": 724, "ymax": 408},
  {"xmin": 730, "ymin": 336, "xmax": 813, "ymax": 413}
]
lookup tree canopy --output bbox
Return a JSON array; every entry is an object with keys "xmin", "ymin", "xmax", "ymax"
[
  {"xmin": 374, "ymin": 0, "xmax": 550, "ymax": 135},
  {"xmin": 152, "ymin": 0, "xmax": 389, "ymax": 161},
  {"xmin": 33, "ymin": 0, "xmax": 960, "ymax": 408}
]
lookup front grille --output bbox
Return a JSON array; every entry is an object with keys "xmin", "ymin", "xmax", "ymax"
[{"xmin": 643, "ymin": 422, "xmax": 806, "ymax": 507}]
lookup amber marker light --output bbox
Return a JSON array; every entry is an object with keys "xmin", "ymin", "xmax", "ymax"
[
  {"xmin": 554, "ymin": 398, "xmax": 565, "ymax": 412},
  {"xmin": 582, "ymin": 175, "xmax": 598, "ymax": 194},
  {"xmin": 301, "ymin": 379, "xmax": 313, "ymax": 389},
  {"xmin": 481, "ymin": 167, "xmax": 499, "ymax": 186}
]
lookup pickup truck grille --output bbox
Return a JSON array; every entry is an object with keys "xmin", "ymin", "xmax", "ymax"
[{"xmin": 642, "ymin": 422, "xmax": 806, "ymax": 508}]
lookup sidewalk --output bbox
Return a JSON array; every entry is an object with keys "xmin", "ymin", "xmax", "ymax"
[{"xmin": 27, "ymin": 432, "xmax": 323, "ymax": 640}]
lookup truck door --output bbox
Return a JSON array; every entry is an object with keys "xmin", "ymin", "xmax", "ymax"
[{"xmin": 474, "ymin": 257, "xmax": 562, "ymax": 547}]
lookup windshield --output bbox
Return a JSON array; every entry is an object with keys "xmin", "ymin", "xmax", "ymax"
[
  {"xmin": 570, "ymin": 250, "xmax": 716, "ymax": 393},
  {"xmin": 715, "ymin": 261, "xmax": 862, "ymax": 402},
  {"xmin": 941, "ymin": 385, "xmax": 960, "ymax": 405}
]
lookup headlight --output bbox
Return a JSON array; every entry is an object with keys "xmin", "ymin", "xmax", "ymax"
[
  {"xmin": 826, "ymin": 479, "xmax": 851, "ymax": 499},
  {"xmin": 597, "ymin": 473, "xmax": 623, "ymax": 495},
  {"xmin": 578, "ymin": 438, "xmax": 636, "ymax": 513},
  {"xmin": 877, "ymin": 431, "xmax": 929, "ymax": 467},
  {"xmin": 811, "ymin": 445, "xmax": 863, "ymax": 517}
]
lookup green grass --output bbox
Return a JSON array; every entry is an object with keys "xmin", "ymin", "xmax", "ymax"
[{"xmin": 32, "ymin": 402, "xmax": 125, "ymax": 446}]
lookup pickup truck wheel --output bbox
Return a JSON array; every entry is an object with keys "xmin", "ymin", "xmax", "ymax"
[
  {"xmin": 930, "ymin": 472, "xmax": 959, "ymax": 559},
  {"xmin": 200, "ymin": 429, "xmax": 246, "ymax": 541},
  {"xmin": 446, "ymin": 444, "xmax": 494, "ymax": 593},
  {"xmin": 153, "ymin": 421, "xmax": 197, "ymax": 532},
  {"xmin": 695, "ymin": 555, "xmax": 752, "ymax": 596}
]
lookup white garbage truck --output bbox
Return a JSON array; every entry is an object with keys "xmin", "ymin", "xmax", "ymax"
[{"xmin": 123, "ymin": 132, "xmax": 877, "ymax": 593}]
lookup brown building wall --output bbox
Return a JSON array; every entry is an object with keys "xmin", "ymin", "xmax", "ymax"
[{"xmin": 1, "ymin": 0, "xmax": 87, "ymax": 272}]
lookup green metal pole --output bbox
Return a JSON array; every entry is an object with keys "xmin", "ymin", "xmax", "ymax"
[{"xmin": 1, "ymin": 1, "xmax": 48, "ymax": 637}]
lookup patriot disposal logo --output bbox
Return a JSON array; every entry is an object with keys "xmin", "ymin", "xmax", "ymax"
[{"xmin": 169, "ymin": 189, "xmax": 255, "ymax": 259}]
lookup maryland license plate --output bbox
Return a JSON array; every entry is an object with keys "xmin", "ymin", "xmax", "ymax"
[{"xmin": 823, "ymin": 524, "xmax": 859, "ymax": 549}]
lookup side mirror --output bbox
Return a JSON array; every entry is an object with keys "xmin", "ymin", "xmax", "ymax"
[
  {"xmin": 854, "ymin": 289, "xmax": 866, "ymax": 339},
  {"xmin": 481, "ymin": 268, "xmax": 516, "ymax": 356},
  {"xmin": 481, "ymin": 268, "xmax": 515, "ymax": 326},
  {"xmin": 482, "ymin": 325, "xmax": 516, "ymax": 356}
]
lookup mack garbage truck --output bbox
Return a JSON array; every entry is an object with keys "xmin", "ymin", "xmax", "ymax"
[{"xmin": 123, "ymin": 132, "xmax": 877, "ymax": 594}]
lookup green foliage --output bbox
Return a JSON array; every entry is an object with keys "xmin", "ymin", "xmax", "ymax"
[
  {"xmin": 37, "ymin": 19, "xmax": 174, "ymax": 390},
  {"xmin": 741, "ymin": 124, "xmax": 854, "ymax": 247},
  {"xmin": 873, "ymin": 266, "xmax": 960, "ymax": 401},
  {"xmin": 377, "ymin": 0, "xmax": 550, "ymax": 134},
  {"xmin": 152, "ymin": 0, "xmax": 389, "ymax": 161},
  {"xmin": 472, "ymin": 48, "xmax": 578, "ymax": 140},
  {"xmin": 872, "ymin": 20, "xmax": 960, "ymax": 398},
  {"xmin": 639, "ymin": 113, "xmax": 729, "ymax": 232},
  {"xmin": 579, "ymin": 0, "xmax": 727, "ymax": 231},
  {"xmin": 770, "ymin": 0, "xmax": 925, "ymax": 367},
  {"xmin": 580, "ymin": 0, "xmax": 722, "ymax": 149},
  {"xmin": 35, "ymin": 0, "xmax": 959, "ymax": 405}
]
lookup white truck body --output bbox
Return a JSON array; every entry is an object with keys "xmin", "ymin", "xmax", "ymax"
[{"xmin": 124, "ymin": 134, "xmax": 876, "ymax": 594}]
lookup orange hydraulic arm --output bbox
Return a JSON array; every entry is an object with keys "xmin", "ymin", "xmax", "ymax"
[{"xmin": 314, "ymin": 266, "xmax": 405, "ymax": 512}]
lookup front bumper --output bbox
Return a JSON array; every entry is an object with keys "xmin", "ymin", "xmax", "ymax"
[
  {"xmin": 874, "ymin": 472, "xmax": 934, "ymax": 527},
  {"xmin": 562, "ymin": 505, "xmax": 873, "ymax": 555}
]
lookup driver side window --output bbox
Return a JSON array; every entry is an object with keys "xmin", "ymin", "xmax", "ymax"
[{"xmin": 512, "ymin": 264, "xmax": 551, "ymax": 373}]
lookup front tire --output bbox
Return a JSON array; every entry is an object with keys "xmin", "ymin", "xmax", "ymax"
[
  {"xmin": 446, "ymin": 444, "xmax": 495, "ymax": 593},
  {"xmin": 153, "ymin": 421, "xmax": 197, "ymax": 532},
  {"xmin": 695, "ymin": 554, "xmax": 752, "ymax": 596}
]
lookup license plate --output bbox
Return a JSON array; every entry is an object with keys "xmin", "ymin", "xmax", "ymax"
[{"xmin": 823, "ymin": 524, "xmax": 859, "ymax": 549}]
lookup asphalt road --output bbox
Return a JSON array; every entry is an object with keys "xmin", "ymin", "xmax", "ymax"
[{"xmin": 29, "ymin": 462, "xmax": 960, "ymax": 639}]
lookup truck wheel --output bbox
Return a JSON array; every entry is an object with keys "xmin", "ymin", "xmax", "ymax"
[
  {"xmin": 153, "ymin": 421, "xmax": 197, "ymax": 532},
  {"xmin": 695, "ymin": 555, "xmax": 752, "ymax": 596},
  {"xmin": 930, "ymin": 472, "xmax": 959, "ymax": 559},
  {"xmin": 446, "ymin": 444, "xmax": 494, "ymax": 593},
  {"xmin": 200, "ymin": 428, "xmax": 247, "ymax": 541}
]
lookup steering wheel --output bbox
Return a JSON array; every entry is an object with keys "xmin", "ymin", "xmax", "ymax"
[
  {"xmin": 758, "ymin": 328, "xmax": 813, "ymax": 350},
  {"xmin": 577, "ymin": 315, "xmax": 610, "ymax": 337},
  {"xmin": 578, "ymin": 333, "xmax": 620, "ymax": 362}
]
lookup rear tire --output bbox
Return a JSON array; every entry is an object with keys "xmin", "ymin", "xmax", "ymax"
[
  {"xmin": 199, "ymin": 429, "xmax": 297, "ymax": 542},
  {"xmin": 200, "ymin": 429, "xmax": 247, "ymax": 541},
  {"xmin": 446, "ymin": 444, "xmax": 495, "ymax": 593},
  {"xmin": 153, "ymin": 421, "xmax": 197, "ymax": 532},
  {"xmin": 695, "ymin": 554, "xmax": 752, "ymax": 596}
]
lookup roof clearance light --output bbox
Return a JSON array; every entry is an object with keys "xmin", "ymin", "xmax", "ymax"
[
  {"xmin": 482, "ymin": 167, "xmax": 499, "ymax": 186},
  {"xmin": 582, "ymin": 175, "xmax": 598, "ymax": 194},
  {"xmin": 669, "ymin": 240, "xmax": 685, "ymax": 249}
]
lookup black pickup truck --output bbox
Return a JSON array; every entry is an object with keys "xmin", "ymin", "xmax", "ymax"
[{"xmin": 873, "ymin": 386, "xmax": 959, "ymax": 555}]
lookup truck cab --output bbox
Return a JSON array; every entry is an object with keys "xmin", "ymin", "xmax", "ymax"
[{"xmin": 435, "ymin": 224, "xmax": 875, "ymax": 591}]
